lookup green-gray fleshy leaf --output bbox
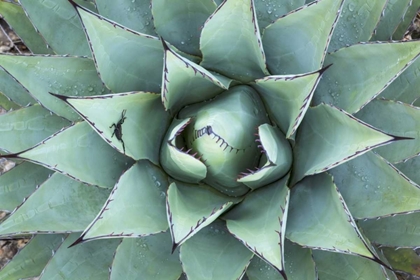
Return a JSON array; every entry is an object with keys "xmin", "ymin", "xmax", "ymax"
[
  {"xmin": 80, "ymin": 161, "xmax": 168, "ymax": 241},
  {"xmin": 0, "ymin": 92, "xmax": 20, "ymax": 111},
  {"xmin": 19, "ymin": 0, "xmax": 90, "ymax": 56},
  {"xmin": 55, "ymin": 91, "xmax": 170, "ymax": 162},
  {"xmin": 152, "ymin": 0, "xmax": 216, "ymax": 56},
  {"xmin": 395, "ymin": 155, "xmax": 420, "ymax": 186},
  {"xmin": 225, "ymin": 175, "xmax": 289, "ymax": 277},
  {"xmin": 200, "ymin": 0, "xmax": 269, "ymax": 82},
  {"xmin": 0, "ymin": 54, "xmax": 109, "ymax": 121},
  {"xmin": 0, "ymin": 104, "xmax": 71, "ymax": 153},
  {"xmin": 254, "ymin": 0, "xmax": 306, "ymax": 30},
  {"xmin": 253, "ymin": 69, "xmax": 324, "ymax": 138},
  {"xmin": 292, "ymin": 104, "xmax": 395, "ymax": 185},
  {"xmin": 380, "ymin": 247, "xmax": 420, "ymax": 276},
  {"xmin": 328, "ymin": 0, "xmax": 387, "ymax": 52},
  {"xmin": 0, "ymin": 234, "xmax": 64, "ymax": 280},
  {"xmin": 355, "ymin": 99, "xmax": 420, "ymax": 163},
  {"xmin": 0, "ymin": 1, "xmax": 53, "ymax": 54},
  {"xmin": 392, "ymin": 0, "xmax": 420, "ymax": 40},
  {"xmin": 74, "ymin": 4, "xmax": 164, "ymax": 93},
  {"xmin": 262, "ymin": 0, "xmax": 343, "ymax": 75},
  {"xmin": 39, "ymin": 233, "xmax": 120, "ymax": 280},
  {"xmin": 161, "ymin": 40, "xmax": 231, "ymax": 114},
  {"xmin": 0, "ymin": 69, "xmax": 35, "ymax": 106},
  {"xmin": 180, "ymin": 219, "xmax": 253, "ymax": 280},
  {"xmin": 0, "ymin": 173, "xmax": 109, "ymax": 236},
  {"xmin": 0, "ymin": 162, "xmax": 54, "ymax": 212},
  {"xmin": 284, "ymin": 240, "xmax": 317, "ymax": 280},
  {"xmin": 9, "ymin": 121, "xmax": 133, "ymax": 188},
  {"xmin": 329, "ymin": 151, "xmax": 420, "ymax": 219},
  {"xmin": 287, "ymin": 173, "xmax": 376, "ymax": 260},
  {"xmin": 314, "ymin": 41, "xmax": 420, "ymax": 114},
  {"xmin": 246, "ymin": 256, "xmax": 283, "ymax": 280},
  {"xmin": 110, "ymin": 231, "xmax": 182, "ymax": 280},
  {"xmin": 167, "ymin": 181, "xmax": 240, "ymax": 248},
  {"xmin": 96, "ymin": 0, "xmax": 157, "ymax": 36},
  {"xmin": 358, "ymin": 212, "xmax": 420, "ymax": 247}
]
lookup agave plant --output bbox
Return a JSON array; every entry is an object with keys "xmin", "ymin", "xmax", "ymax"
[{"xmin": 1, "ymin": 0, "xmax": 420, "ymax": 279}]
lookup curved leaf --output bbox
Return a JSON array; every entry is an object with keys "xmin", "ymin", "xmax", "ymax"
[
  {"xmin": 381, "ymin": 247, "xmax": 420, "ymax": 276},
  {"xmin": 246, "ymin": 256, "xmax": 284, "ymax": 280},
  {"xmin": 395, "ymin": 155, "xmax": 420, "ymax": 186},
  {"xmin": 0, "ymin": 69, "xmax": 35, "ymax": 107},
  {"xmin": 0, "ymin": 104, "xmax": 71, "ymax": 153},
  {"xmin": 284, "ymin": 240, "xmax": 317, "ymax": 280},
  {"xmin": 200, "ymin": 0, "xmax": 269, "ymax": 82},
  {"xmin": 0, "ymin": 92, "xmax": 19, "ymax": 111},
  {"xmin": 110, "ymin": 232, "xmax": 182, "ymax": 280},
  {"xmin": 254, "ymin": 0, "xmax": 306, "ymax": 30},
  {"xmin": 0, "ymin": 173, "xmax": 109, "ymax": 236},
  {"xmin": 80, "ymin": 161, "xmax": 169, "ymax": 242},
  {"xmin": 262, "ymin": 0, "xmax": 343, "ymax": 75},
  {"xmin": 392, "ymin": 0, "xmax": 420, "ymax": 39}
]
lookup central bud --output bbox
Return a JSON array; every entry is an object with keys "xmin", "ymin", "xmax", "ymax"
[{"xmin": 179, "ymin": 85, "xmax": 269, "ymax": 195}]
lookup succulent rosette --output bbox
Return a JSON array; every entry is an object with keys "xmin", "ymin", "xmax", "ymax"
[{"xmin": 1, "ymin": 0, "xmax": 420, "ymax": 279}]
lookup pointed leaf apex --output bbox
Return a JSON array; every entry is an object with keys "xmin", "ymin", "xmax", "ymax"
[
  {"xmin": 67, "ymin": 235, "xmax": 84, "ymax": 248},
  {"xmin": 49, "ymin": 92, "xmax": 69, "ymax": 102}
]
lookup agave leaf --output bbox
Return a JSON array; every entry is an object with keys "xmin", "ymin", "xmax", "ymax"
[
  {"xmin": 179, "ymin": 219, "xmax": 253, "ymax": 280},
  {"xmin": 0, "ymin": 1, "xmax": 53, "ymax": 54},
  {"xmin": 328, "ymin": 0, "xmax": 387, "ymax": 52},
  {"xmin": 0, "ymin": 173, "xmax": 109, "ymax": 237},
  {"xmin": 371, "ymin": 0, "xmax": 412, "ymax": 41},
  {"xmin": 0, "ymin": 104, "xmax": 71, "ymax": 153},
  {"xmin": 73, "ymin": 2, "xmax": 164, "ymax": 93},
  {"xmin": 39, "ymin": 233, "xmax": 120, "ymax": 280},
  {"xmin": 73, "ymin": 0, "xmax": 97, "ymax": 11},
  {"xmin": 329, "ymin": 151, "xmax": 420, "ymax": 219},
  {"xmin": 19, "ymin": 0, "xmax": 90, "ymax": 56},
  {"xmin": 262, "ymin": 0, "xmax": 343, "ymax": 75},
  {"xmin": 253, "ymin": 68, "xmax": 325, "ymax": 138},
  {"xmin": 381, "ymin": 247, "xmax": 420, "ymax": 276},
  {"xmin": 0, "ymin": 234, "xmax": 64, "ymax": 280},
  {"xmin": 287, "ymin": 173, "xmax": 378, "ymax": 261},
  {"xmin": 359, "ymin": 212, "xmax": 420, "ymax": 247},
  {"xmin": 284, "ymin": 240, "xmax": 317, "ymax": 280},
  {"xmin": 0, "ymin": 162, "xmax": 54, "ymax": 212},
  {"xmin": 152, "ymin": 0, "xmax": 216, "ymax": 56},
  {"xmin": 167, "ymin": 181, "xmax": 240, "ymax": 249},
  {"xmin": 292, "ymin": 104, "xmax": 396, "ymax": 185},
  {"xmin": 0, "ymin": 54, "xmax": 110, "ymax": 121},
  {"xmin": 254, "ymin": 0, "xmax": 306, "ymax": 30},
  {"xmin": 110, "ymin": 231, "xmax": 182, "ymax": 280},
  {"xmin": 79, "ymin": 161, "xmax": 168, "ymax": 242},
  {"xmin": 392, "ymin": 0, "xmax": 420, "ymax": 39},
  {"xmin": 161, "ymin": 40, "xmax": 231, "ymax": 114},
  {"xmin": 395, "ymin": 156, "xmax": 420, "ymax": 185},
  {"xmin": 0, "ymin": 92, "xmax": 20, "ymax": 111},
  {"xmin": 0, "ymin": 69, "xmax": 35, "ymax": 107},
  {"xmin": 314, "ymin": 41, "xmax": 420, "ymax": 114},
  {"xmin": 225, "ymin": 175, "xmax": 289, "ymax": 278},
  {"xmin": 200, "ymin": 0, "xmax": 269, "ymax": 82},
  {"xmin": 246, "ymin": 256, "xmax": 284, "ymax": 280},
  {"xmin": 53, "ymin": 91, "xmax": 170, "ymax": 162},
  {"xmin": 312, "ymin": 250, "xmax": 394, "ymax": 279},
  {"xmin": 355, "ymin": 99, "xmax": 420, "ymax": 163},
  {"xmin": 4, "ymin": 122, "xmax": 133, "ymax": 188}
]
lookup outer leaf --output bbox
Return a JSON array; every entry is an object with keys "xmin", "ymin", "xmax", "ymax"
[
  {"xmin": 246, "ymin": 256, "xmax": 284, "ymax": 280},
  {"xmin": 359, "ymin": 212, "xmax": 420, "ymax": 247},
  {"xmin": 96, "ymin": 0, "xmax": 157, "ymax": 36},
  {"xmin": 284, "ymin": 240, "xmax": 317, "ymax": 280},
  {"xmin": 253, "ymin": 68, "xmax": 325, "ymax": 138},
  {"xmin": 395, "ymin": 155, "xmax": 420, "ymax": 186},
  {"xmin": 381, "ymin": 247, "xmax": 420, "ymax": 276},
  {"xmin": 19, "ymin": 0, "xmax": 90, "ymax": 56},
  {"xmin": 292, "ymin": 104, "xmax": 396, "ymax": 185},
  {"xmin": 39, "ymin": 233, "xmax": 120, "ymax": 280},
  {"xmin": 152, "ymin": 0, "xmax": 216, "ymax": 56},
  {"xmin": 54, "ymin": 91, "xmax": 170, "ymax": 163},
  {"xmin": 167, "ymin": 181, "xmax": 240, "ymax": 249},
  {"xmin": 0, "ymin": 234, "xmax": 64, "ymax": 280},
  {"xmin": 0, "ymin": 69, "xmax": 35, "ymax": 106},
  {"xmin": 225, "ymin": 175, "xmax": 289, "ymax": 278},
  {"xmin": 161, "ymin": 40, "xmax": 231, "ymax": 114},
  {"xmin": 393, "ymin": 0, "xmax": 420, "ymax": 39},
  {"xmin": 180, "ymin": 219, "xmax": 253, "ymax": 280},
  {"xmin": 0, "ymin": 173, "xmax": 109, "ymax": 236},
  {"xmin": 0, "ymin": 162, "xmax": 53, "ymax": 212},
  {"xmin": 355, "ymin": 99, "xmax": 420, "ymax": 163},
  {"xmin": 79, "ymin": 161, "xmax": 169, "ymax": 242},
  {"xmin": 0, "ymin": 92, "xmax": 19, "ymax": 111},
  {"xmin": 328, "ymin": 0, "xmax": 387, "ymax": 51},
  {"xmin": 6, "ymin": 122, "xmax": 133, "ymax": 188},
  {"xmin": 0, "ymin": 54, "xmax": 109, "ymax": 121},
  {"xmin": 254, "ymin": 0, "xmax": 306, "ymax": 30},
  {"xmin": 0, "ymin": 104, "xmax": 71, "ymax": 153},
  {"xmin": 329, "ymin": 151, "xmax": 420, "ymax": 219},
  {"xmin": 313, "ymin": 250, "xmax": 392, "ymax": 279},
  {"xmin": 287, "ymin": 173, "xmax": 377, "ymax": 261},
  {"xmin": 0, "ymin": 1, "xmax": 53, "ymax": 54},
  {"xmin": 200, "ymin": 0, "xmax": 269, "ymax": 82},
  {"xmin": 262, "ymin": 0, "xmax": 343, "ymax": 75},
  {"xmin": 314, "ymin": 41, "xmax": 420, "ymax": 114},
  {"xmin": 110, "ymin": 231, "xmax": 182, "ymax": 280},
  {"xmin": 74, "ymin": 3, "xmax": 164, "ymax": 93}
]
